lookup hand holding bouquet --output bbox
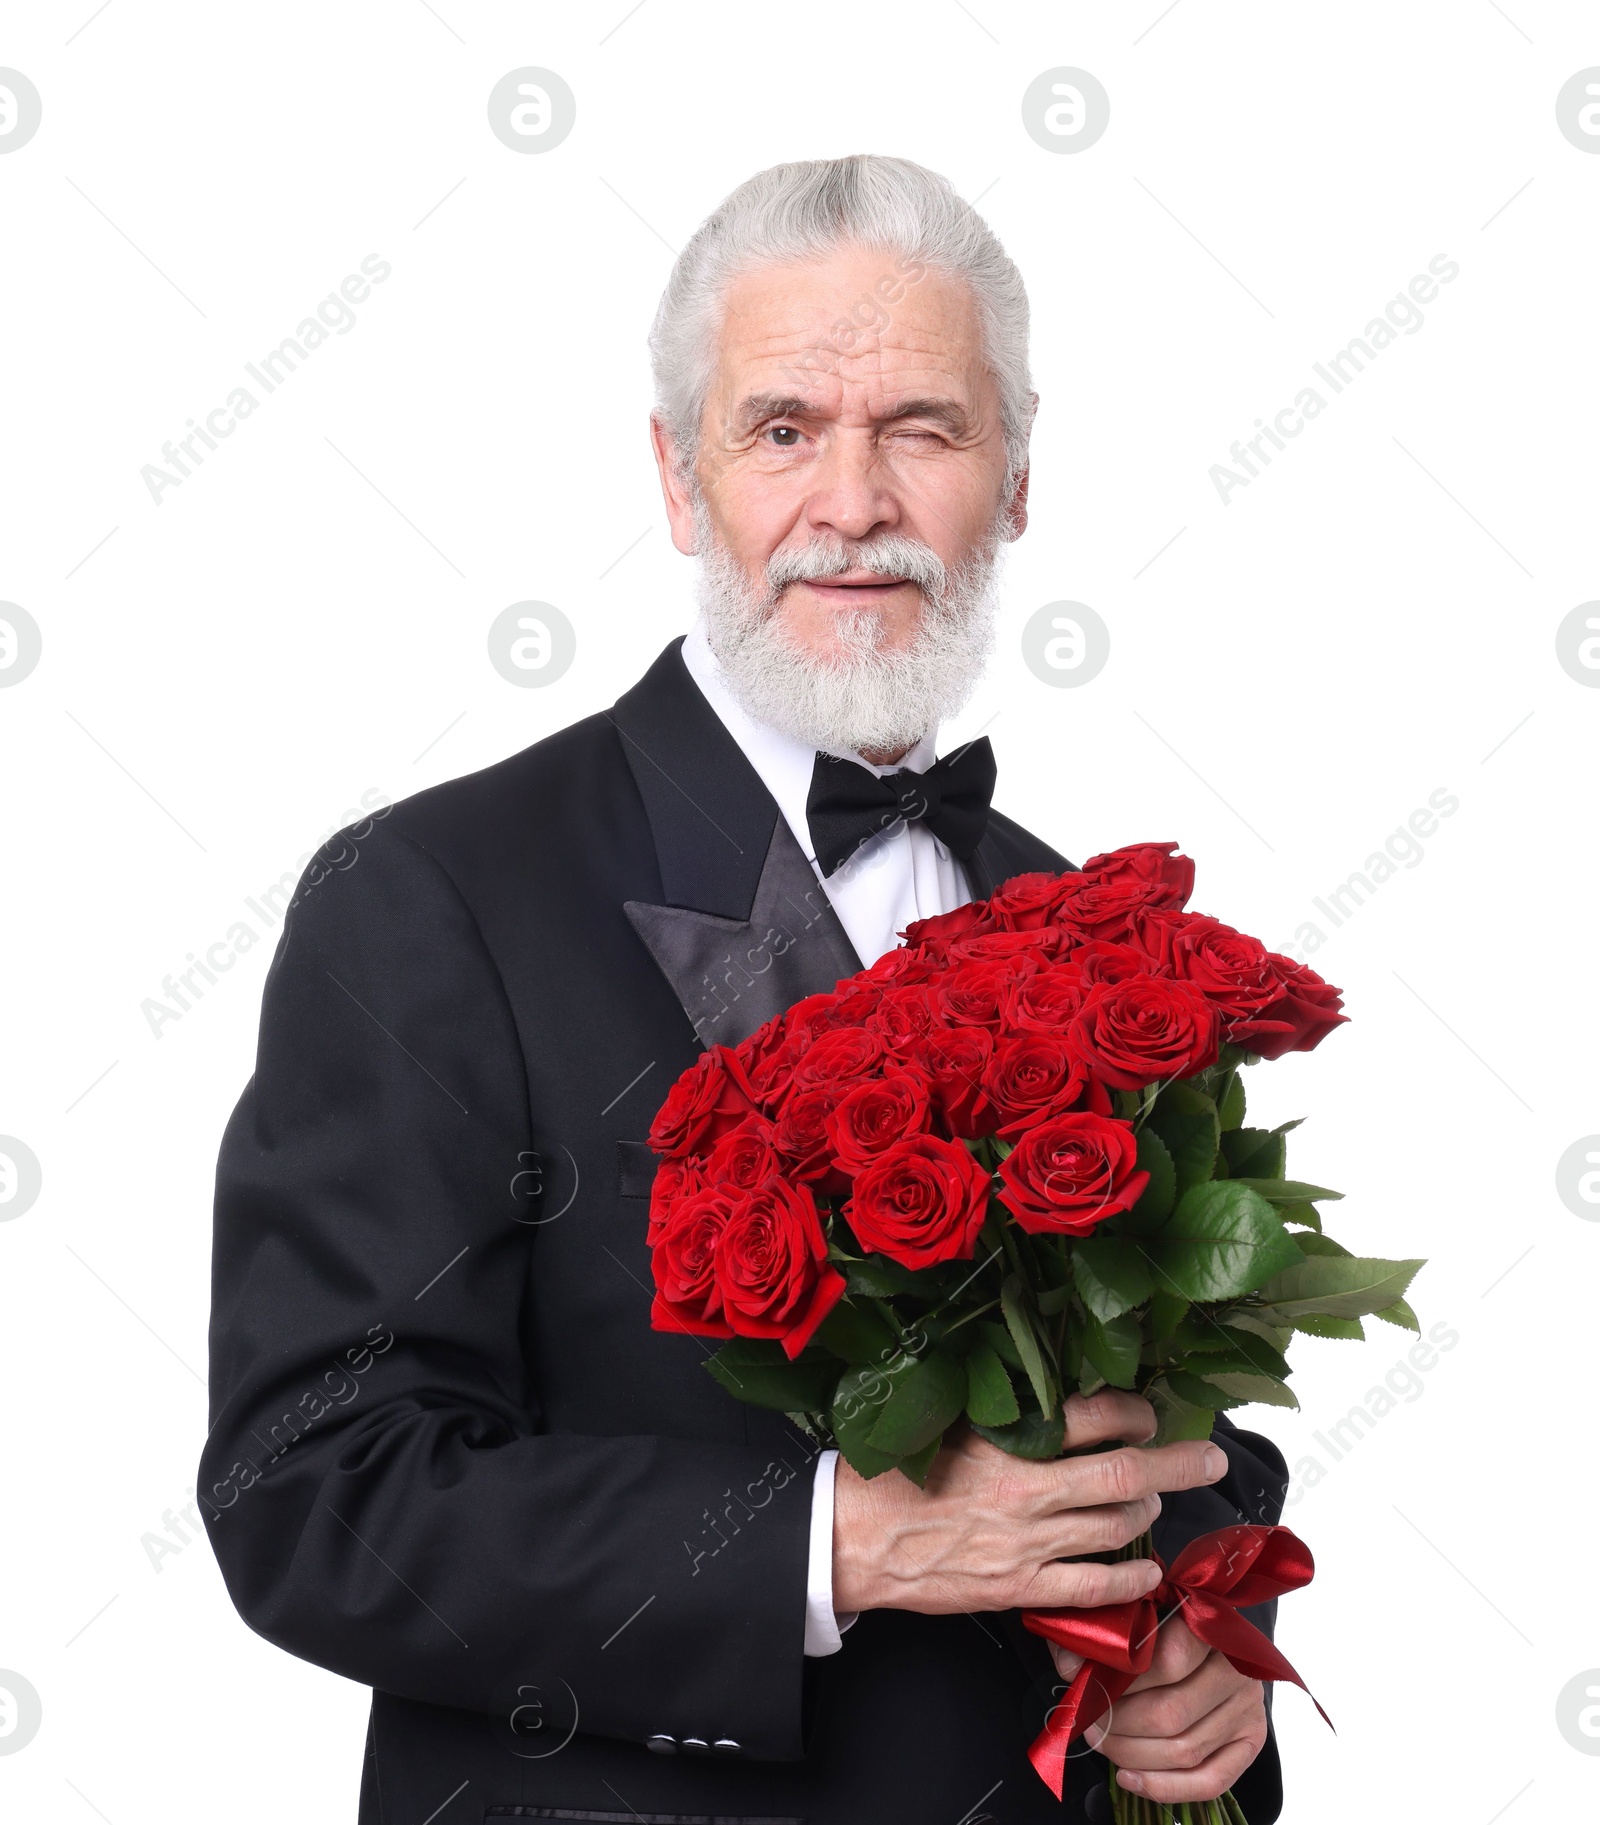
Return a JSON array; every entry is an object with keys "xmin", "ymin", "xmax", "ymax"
[{"xmin": 647, "ymin": 842, "xmax": 1423, "ymax": 1821}]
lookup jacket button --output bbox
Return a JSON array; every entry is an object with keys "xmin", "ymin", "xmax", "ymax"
[
  {"xmin": 644, "ymin": 1734, "xmax": 678, "ymax": 1755},
  {"xmin": 680, "ymin": 1737, "xmax": 710, "ymax": 1756},
  {"xmin": 712, "ymin": 1738, "xmax": 742, "ymax": 1757}
]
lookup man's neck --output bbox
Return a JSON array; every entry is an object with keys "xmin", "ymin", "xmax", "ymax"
[{"xmin": 857, "ymin": 741, "xmax": 915, "ymax": 768}]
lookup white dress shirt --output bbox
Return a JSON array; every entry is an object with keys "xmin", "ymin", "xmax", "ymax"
[{"xmin": 678, "ymin": 620, "xmax": 975, "ymax": 1656}]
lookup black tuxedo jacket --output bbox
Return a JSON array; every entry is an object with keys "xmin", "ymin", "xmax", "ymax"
[{"xmin": 202, "ymin": 639, "xmax": 1289, "ymax": 1825}]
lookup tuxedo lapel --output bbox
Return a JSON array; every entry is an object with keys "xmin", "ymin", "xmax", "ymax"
[{"xmin": 613, "ymin": 640, "xmax": 864, "ymax": 1048}]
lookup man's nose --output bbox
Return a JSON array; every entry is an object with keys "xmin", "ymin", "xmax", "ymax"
[{"xmin": 802, "ymin": 430, "xmax": 901, "ymax": 544}]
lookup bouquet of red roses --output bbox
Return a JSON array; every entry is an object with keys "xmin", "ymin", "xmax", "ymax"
[{"xmin": 646, "ymin": 841, "xmax": 1422, "ymax": 1823}]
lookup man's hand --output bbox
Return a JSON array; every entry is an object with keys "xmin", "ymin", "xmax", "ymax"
[
  {"xmin": 1050, "ymin": 1615, "xmax": 1268, "ymax": 1805},
  {"xmin": 831, "ymin": 1389, "xmax": 1227, "ymax": 1616}
]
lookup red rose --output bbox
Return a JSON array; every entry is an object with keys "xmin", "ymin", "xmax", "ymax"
[
  {"xmin": 826, "ymin": 1070, "xmax": 933, "ymax": 1173},
  {"xmin": 1069, "ymin": 939, "xmax": 1155, "ymax": 986},
  {"xmin": 832, "ymin": 983, "xmax": 884, "ymax": 1027},
  {"xmin": 938, "ymin": 958, "xmax": 1036, "ymax": 1030},
  {"xmin": 997, "ymin": 1113, "xmax": 1149, "ymax": 1236},
  {"xmin": 860, "ymin": 946, "xmax": 937, "ymax": 988},
  {"xmin": 712, "ymin": 1176, "xmax": 845, "ymax": 1359},
  {"xmin": 901, "ymin": 899, "xmax": 994, "ymax": 959},
  {"xmin": 1068, "ymin": 976, "xmax": 1222, "ymax": 1090},
  {"xmin": 867, "ymin": 983, "xmax": 939, "ymax": 1052},
  {"xmin": 945, "ymin": 928, "xmax": 1059, "ymax": 966},
  {"xmin": 646, "ymin": 1155, "xmax": 702, "ymax": 1245},
  {"xmin": 1136, "ymin": 912, "xmax": 1284, "ymax": 1024},
  {"xmin": 704, "ymin": 1115, "xmax": 782, "ymax": 1191},
  {"xmin": 846, "ymin": 1134, "xmax": 993, "ymax": 1269},
  {"xmin": 911, "ymin": 1024, "xmax": 997, "ymax": 1140},
  {"xmin": 647, "ymin": 1046, "xmax": 759, "ymax": 1159},
  {"xmin": 743, "ymin": 1029, "xmax": 812, "ymax": 1112},
  {"xmin": 773, "ymin": 1083, "xmax": 851, "ymax": 1192},
  {"xmin": 789, "ymin": 1025, "xmax": 886, "ymax": 1091},
  {"xmin": 649, "ymin": 1186, "xmax": 738, "ymax": 1337},
  {"xmin": 1080, "ymin": 841, "xmax": 1195, "ymax": 911},
  {"xmin": 989, "ymin": 871, "xmax": 1069, "ymax": 931},
  {"xmin": 785, "ymin": 992, "xmax": 847, "ymax": 1042},
  {"xmin": 1235, "ymin": 953, "xmax": 1348, "ymax": 1059},
  {"xmin": 736, "ymin": 1012, "xmax": 788, "ymax": 1080},
  {"xmin": 1050, "ymin": 876, "xmax": 1166, "ymax": 945},
  {"xmin": 982, "ymin": 1032, "xmax": 1107, "ymax": 1139},
  {"xmin": 1005, "ymin": 962, "xmax": 1089, "ymax": 1033}
]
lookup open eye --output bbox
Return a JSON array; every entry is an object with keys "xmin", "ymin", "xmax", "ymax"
[{"xmin": 767, "ymin": 424, "xmax": 801, "ymax": 446}]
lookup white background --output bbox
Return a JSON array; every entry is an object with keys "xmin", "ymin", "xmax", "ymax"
[{"xmin": 2, "ymin": 1, "xmax": 1597, "ymax": 1819}]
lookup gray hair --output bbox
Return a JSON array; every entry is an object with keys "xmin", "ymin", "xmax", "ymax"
[{"xmin": 649, "ymin": 154, "xmax": 1034, "ymax": 490}]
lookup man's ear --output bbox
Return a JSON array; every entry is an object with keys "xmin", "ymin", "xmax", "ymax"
[
  {"xmin": 1000, "ymin": 391, "xmax": 1038, "ymax": 543},
  {"xmin": 650, "ymin": 415, "xmax": 700, "ymax": 555}
]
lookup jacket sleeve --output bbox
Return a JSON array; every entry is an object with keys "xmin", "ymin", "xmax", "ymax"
[{"xmin": 199, "ymin": 821, "xmax": 814, "ymax": 1758}]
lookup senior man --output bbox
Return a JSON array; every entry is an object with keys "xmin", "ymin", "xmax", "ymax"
[{"xmin": 202, "ymin": 155, "xmax": 1290, "ymax": 1823}]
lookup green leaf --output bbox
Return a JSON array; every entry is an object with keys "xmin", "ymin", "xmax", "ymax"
[
  {"xmin": 843, "ymin": 1254, "xmax": 923, "ymax": 1299},
  {"xmin": 1152, "ymin": 1181, "xmax": 1304, "ymax": 1302},
  {"xmin": 1295, "ymin": 1232, "xmax": 1353, "ymax": 1258},
  {"xmin": 1217, "ymin": 1068, "xmax": 1246, "ymax": 1132},
  {"xmin": 1164, "ymin": 1368, "xmax": 1248, "ymax": 1410},
  {"xmin": 1123, "ymin": 1127, "xmax": 1177, "ymax": 1231},
  {"xmin": 1276, "ymin": 1200, "xmax": 1322, "ymax": 1232},
  {"xmin": 1148, "ymin": 1379, "xmax": 1220, "ymax": 1441},
  {"xmin": 1220, "ymin": 1127, "xmax": 1285, "ymax": 1180},
  {"xmin": 1293, "ymin": 1313, "xmax": 1366, "ymax": 1340},
  {"xmin": 1072, "ymin": 1237, "xmax": 1158, "ymax": 1323},
  {"xmin": 964, "ymin": 1342, "xmax": 1022, "ymax": 1427},
  {"xmin": 979, "ymin": 1318, "xmax": 1024, "ymax": 1370},
  {"xmin": 829, "ymin": 1365, "xmax": 900, "ymax": 1479},
  {"xmin": 814, "ymin": 1299, "xmax": 899, "ymax": 1365},
  {"xmin": 1150, "ymin": 1288, "xmax": 1188, "ymax": 1343},
  {"xmin": 866, "ymin": 1350, "xmax": 967, "ymax": 1456},
  {"xmin": 1251, "ymin": 1256, "xmax": 1426, "ymax": 1322},
  {"xmin": 971, "ymin": 1406, "xmax": 1067, "ymax": 1459},
  {"xmin": 1373, "ymin": 1297, "xmax": 1421, "ymax": 1333},
  {"xmin": 1167, "ymin": 1323, "xmax": 1291, "ymax": 1382},
  {"xmin": 1036, "ymin": 1284, "xmax": 1074, "ymax": 1316},
  {"xmin": 1149, "ymin": 1086, "xmax": 1220, "ymax": 1196},
  {"xmin": 704, "ymin": 1340, "xmax": 840, "ymax": 1413},
  {"xmin": 1203, "ymin": 1371, "xmax": 1300, "ymax": 1410},
  {"xmin": 1002, "ymin": 1276, "xmax": 1057, "ymax": 1418},
  {"xmin": 896, "ymin": 1435, "xmax": 942, "ymax": 1487},
  {"xmin": 1081, "ymin": 1311, "xmax": 1142, "ymax": 1389},
  {"xmin": 1227, "ymin": 1178, "xmax": 1343, "ymax": 1205},
  {"xmin": 1226, "ymin": 1311, "xmax": 1292, "ymax": 1351}
]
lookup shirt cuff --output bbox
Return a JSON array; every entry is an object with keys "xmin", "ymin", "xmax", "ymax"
[{"xmin": 802, "ymin": 1449, "xmax": 859, "ymax": 1655}]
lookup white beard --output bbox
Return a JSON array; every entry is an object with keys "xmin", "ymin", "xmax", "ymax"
[{"xmin": 690, "ymin": 495, "xmax": 1005, "ymax": 758}]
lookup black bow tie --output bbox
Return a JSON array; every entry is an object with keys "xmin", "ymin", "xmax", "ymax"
[{"xmin": 805, "ymin": 738, "xmax": 997, "ymax": 879}]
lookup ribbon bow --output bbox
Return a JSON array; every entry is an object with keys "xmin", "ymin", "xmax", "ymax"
[{"xmin": 1020, "ymin": 1524, "xmax": 1331, "ymax": 1800}]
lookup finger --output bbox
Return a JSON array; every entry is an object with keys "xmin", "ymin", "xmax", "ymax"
[
  {"xmin": 1116, "ymin": 1729, "xmax": 1264, "ymax": 1804},
  {"xmin": 1048, "ymin": 1439, "xmax": 1227, "ymax": 1513},
  {"xmin": 1100, "ymin": 1661, "xmax": 1260, "ymax": 1754},
  {"xmin": 1033, "ymin": 1493, "xmax": 1161, "ymax": 1558},
  {"xmin": 1061, "ymin": 1388, "xmax": 1157, "ymax": 1450},
  {"xmin": 1050, "ymin": 1644, "xmax": 1085, "ymax": 1681},
  {"xmin": 1122, "ymin": 1616, "xmax": 1210, "ymax": 1694},
  {"xmin": 1021, "ymin": 1555, "xmax": 1163, "ymax": 1610}
]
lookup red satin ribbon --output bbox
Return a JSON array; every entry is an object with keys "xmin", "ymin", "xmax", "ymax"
[{"xmin": 1020, "ymin": 1524, "xmax": 1331, "ymax": 1800}]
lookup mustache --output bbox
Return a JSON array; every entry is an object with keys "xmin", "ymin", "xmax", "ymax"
[{"xmin": 763, "ymin": 533, "xmax": 948, "ymax": 601}]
